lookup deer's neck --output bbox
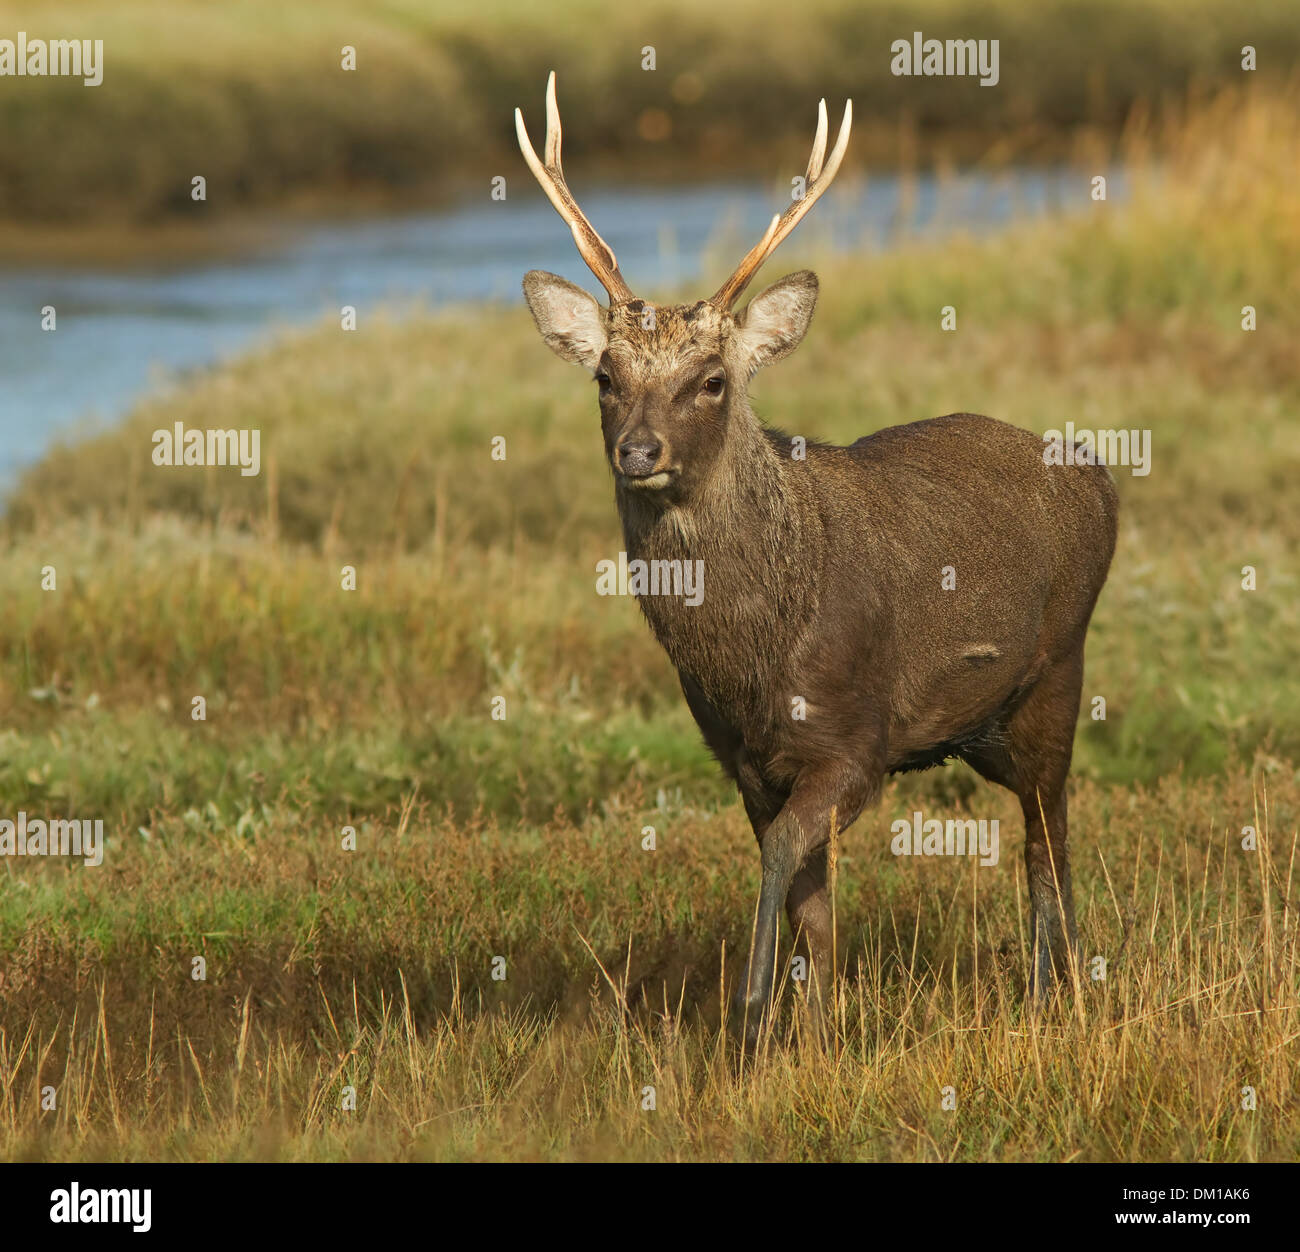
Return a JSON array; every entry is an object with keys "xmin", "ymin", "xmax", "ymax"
[{"xmin": 615, "ymin": 415, "xmax": 823, "ymax": 724}]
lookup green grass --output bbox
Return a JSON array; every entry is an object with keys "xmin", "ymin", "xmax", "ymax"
[{"xmin": 0, "ymin": 85, "xmax": 1297, "ymax": 1161}]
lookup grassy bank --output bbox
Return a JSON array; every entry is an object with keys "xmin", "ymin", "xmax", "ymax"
[
  {"xmin": 0, "ymin": 86, "xmax": 1297, "ymax": 1160},
  {"xmin": 0, "ymin": 0, "xmax": 1295, "ymax": 230}
]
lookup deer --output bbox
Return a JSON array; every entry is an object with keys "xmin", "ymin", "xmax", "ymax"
[{"xmin": 516, "ymin": 72, "xmax": 1118, "ymax": 1043}]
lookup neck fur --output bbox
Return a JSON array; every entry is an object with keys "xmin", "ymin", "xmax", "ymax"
[{"xmin": 614, "ymin": 406, "xmax": 824, "ymax": 723}]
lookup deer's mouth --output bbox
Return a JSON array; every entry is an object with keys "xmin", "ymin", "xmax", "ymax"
[{"xmin": 619, "ymin": 468, "xmax": 676, "ymax": 490}]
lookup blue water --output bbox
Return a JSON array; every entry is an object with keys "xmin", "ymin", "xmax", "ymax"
[{"xmin": 0, "ymin": 164, "xmax": 1123, "ymax": 479}]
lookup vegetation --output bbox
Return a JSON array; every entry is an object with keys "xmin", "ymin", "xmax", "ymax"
[
  {"xmin": 0, "ymin": 0, "xmax": 1295, "ymax": 227},
  {"xmin": 0, "ymin": 85, "xmax": 1296, "ymax": 1160}
]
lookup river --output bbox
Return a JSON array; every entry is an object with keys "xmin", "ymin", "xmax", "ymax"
[{"xmin": 0, "ymin": 163, "xmax": 1123, "ymax": 480}]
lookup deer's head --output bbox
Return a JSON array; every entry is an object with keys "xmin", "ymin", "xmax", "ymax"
[{"xmin": 518, "ymin": 73, "xmax": 851, "ymax": 504}]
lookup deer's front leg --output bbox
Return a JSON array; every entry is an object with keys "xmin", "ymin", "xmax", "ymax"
[{"xmin": 733, "ymin": 760, "xmax": 877, "ymax": 1045}]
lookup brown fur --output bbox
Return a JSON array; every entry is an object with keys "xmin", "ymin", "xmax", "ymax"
[{"xmin": 523, "ymin": 267, "xmax": 1118, "ymax": 1041}]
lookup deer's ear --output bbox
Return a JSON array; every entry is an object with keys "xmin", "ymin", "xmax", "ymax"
[
  {"xmin": 522, "ymin": 271, "xmax": 608, "ymax": 369},
  {"xmin": 734, "ymin": 270, "xmax": 819, "ymax": 374}
]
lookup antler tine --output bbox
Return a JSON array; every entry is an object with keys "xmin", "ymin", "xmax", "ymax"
[
  {"xmin": 711, "ymin": 98, "xmax": 853, "ymax": 310},
  {"xmin": 516, "ymin": 71, "xmax": 635, "ymax": 304},
  {"xmin": 806, "ymin": 99, "xmax": 829, "ymax": 183},
  {"xmin": 543, "ymin": 69, "xmax": 561, "ymax": 168}
]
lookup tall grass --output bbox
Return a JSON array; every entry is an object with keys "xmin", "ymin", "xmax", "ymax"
[{"xmin": 0, "ymin": 777, "xmax": 1294, "ymax": 1160}]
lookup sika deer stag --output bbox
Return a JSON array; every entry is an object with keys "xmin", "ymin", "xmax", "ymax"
[{"xmin": 517, "ymin": 73, "xmax": 1117, "ymax": 1042}]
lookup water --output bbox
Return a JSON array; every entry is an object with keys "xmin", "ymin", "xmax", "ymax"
[{"xmin": 0, "ymin": 165, "xmax": 1122, "ymax": 478}]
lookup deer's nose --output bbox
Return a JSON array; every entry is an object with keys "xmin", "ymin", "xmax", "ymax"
[{"xmin": 616, "ymin": 437, "xmax": 663, "ymax": 478}]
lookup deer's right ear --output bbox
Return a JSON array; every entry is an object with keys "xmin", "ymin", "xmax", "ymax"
[{"xmin": 522, "ymin": 271, "xmax": 608, "ymax": 369}]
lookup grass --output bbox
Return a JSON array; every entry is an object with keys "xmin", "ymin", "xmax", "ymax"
[
  {"xmin": 0, "ymin": 0, "xmax": 1296, "ymax": 233},
  {"xmin": 0, "ymin": 84, "xmax": 1297, "ymax": 1160},
  {"xmin": 1, "ymin": 776, "xmax": 1296, "ymax": 1160}
]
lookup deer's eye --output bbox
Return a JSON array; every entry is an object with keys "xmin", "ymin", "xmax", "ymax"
[
  {"xmin": 594, "ymin": 371, "xmax": 612, "ymax": 394},
  {"xmin": 701, "ymin": 374, "xmax": 725, "ymax": 397}
]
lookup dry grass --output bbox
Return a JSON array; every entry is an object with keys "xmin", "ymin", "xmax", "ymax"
[{"xmin": 0, "ymin": 773, "xmax": 1295, "ymax": 1160}]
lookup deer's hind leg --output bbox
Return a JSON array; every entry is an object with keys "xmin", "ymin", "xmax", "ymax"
[{"xmin": 962, "ymin": 649, "xmax": 1085, "ymax": 998}]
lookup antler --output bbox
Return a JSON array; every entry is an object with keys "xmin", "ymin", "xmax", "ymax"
[
  {"xmin": 516, "ymin": 71, "xmax": 636, "ymax": 305},
  {"xmin": 711, "ymin": 98, "xmax": 852, "ymax": 310}
]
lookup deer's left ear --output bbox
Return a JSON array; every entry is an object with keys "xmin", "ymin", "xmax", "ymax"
[{"xmin": 734, "ymin": 270, "xmax": 819, "ymax": 374}]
